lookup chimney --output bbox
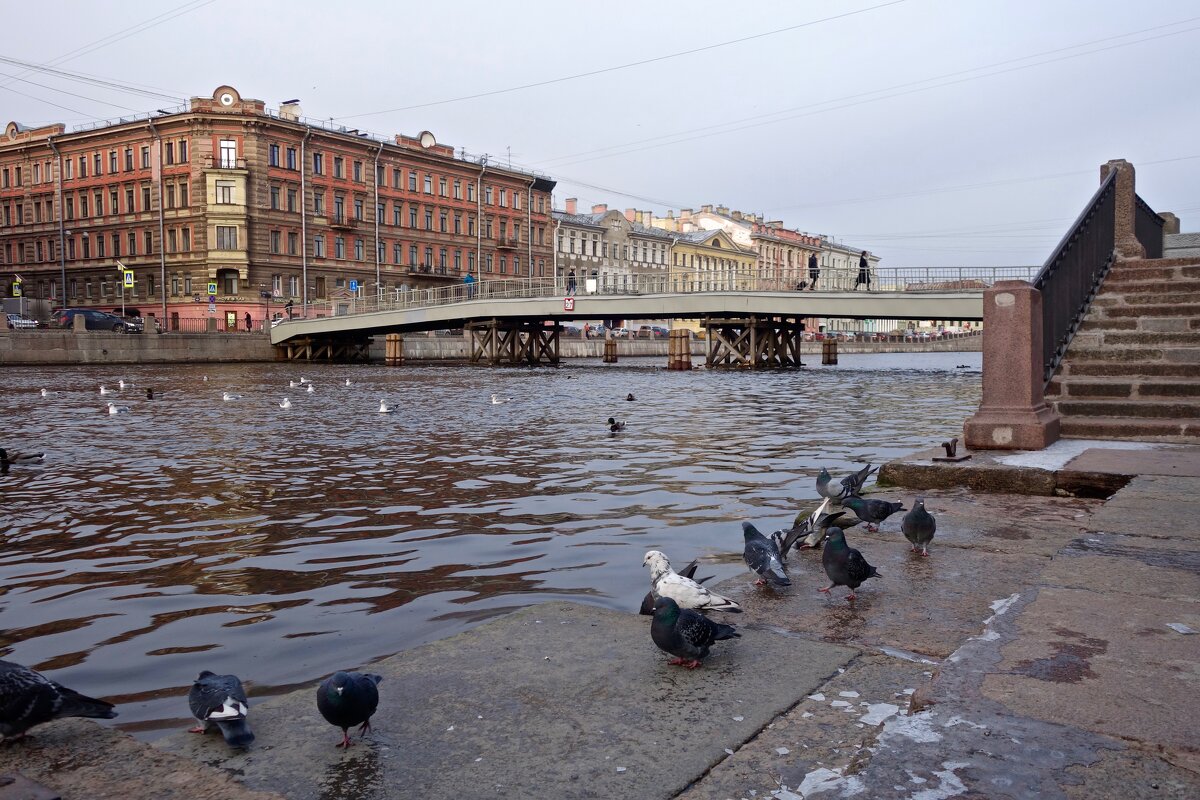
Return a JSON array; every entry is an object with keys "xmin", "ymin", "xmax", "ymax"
[
  {"xmin": 565, "ymin": 197, "xmax": 577, "ymax": 214},
  {"xmin": 591, "ymin": 203, "xmax": 607, "ymax": 214},
  {"xmin": 279, "ymin": 102, "xmax": 302, "ymax": 121},
  {"xmin": 768, "ymin": 220, "xmax": 783, "ymax": 228},
  {"xmin": 680, "ymin": 208, "xmax": 693, "ymax": 221},
  {"xmin": 716, "ymin": 205, "xmax": 729, "ymax": 215},
  {"xmin": 731, "ymin": 211, "xmax": 743, "ymax": 221},
  {"xmin": 666, "ymin": 210, "xmax": 675, "ymax": 219},
  {"xmin": 701, "ymin": 204, "xmax": 713, "ymax": 213},
  {"xmin": 624, "ymin": 208, "xmax": 636, "ymax": 223},
  {"xmin": 755, "ymin": 214, "xmax": 764, "ymax": 224}
]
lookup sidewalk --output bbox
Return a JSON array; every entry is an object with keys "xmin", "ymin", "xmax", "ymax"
[{"xmin": 3, "ymin": 445, "xmax": 1196, "ymax": 799}]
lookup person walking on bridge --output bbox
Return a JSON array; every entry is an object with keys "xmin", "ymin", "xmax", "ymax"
[
  {"xmin": 808, "ymin": 252, "xmax": 820, "ymax": 291},
  {"xmin": 855, "ymin": 251, "xmax": 871, "ymax": 291},
  {"xmin": 464, "ymin": 271, "xmax": 476, "ymax": 299},
  {"xmin": 567, "ymin": 269, "xmax": 577, "ymax": 296}
]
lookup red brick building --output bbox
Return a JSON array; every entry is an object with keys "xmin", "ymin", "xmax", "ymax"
[{"xmin": 0, "ymin": 85, "xmax": 556, "ymax": 330}]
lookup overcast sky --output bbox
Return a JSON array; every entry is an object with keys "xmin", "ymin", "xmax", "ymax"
[{"xmin": 2, "ymin": 0, "xmax": 1197, "ymax": 266}]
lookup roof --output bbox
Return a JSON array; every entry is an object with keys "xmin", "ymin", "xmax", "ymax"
[{"xmin": 551, "ymin": 210, "xmax": 606, "ymax": 228}]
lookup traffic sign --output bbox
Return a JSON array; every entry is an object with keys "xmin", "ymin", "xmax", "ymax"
[
  {"xmin": 123, "ymin": 270, "xmax": 134, "ymax": 288},
  {"xmin": 207, "ymin": 282, "xmax": 218, "ymax": 296},
  {"xmin": 208, "ymin": 294, "xmax": 217, "ymax": 304},
  {"xmin": 11, "ymin": 282, "xmax": 21, "ymax": 297},
  {"xmin": 563, "ymin": 297, "xmax": 575, "ymax": 311},
  {"xmin": 208, "ymin": 302, "xmax": 217, "ymax": 313},
  {"xmin": 349, "ymin": 279, "xmax": 359, "ymax": 292}
]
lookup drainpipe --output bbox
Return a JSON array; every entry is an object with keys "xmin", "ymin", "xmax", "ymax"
[
  {"xmin": 147, "ymin": 118, "xmax": 167, "ymax": 325},
  {"xmin": 300, "ymin": 128, "xmax": 313, "ymax": 314},
  {"xmin": 49, "ymin": 137, "xmax": 66, "ymax": 309},
  {"xmin": 526, "ymin": 177, "xmax": 534, "ymax": 290},
  {"xmin": 373, "ymin": 142, "xmax": 383, "ymax": 301},
  {"xmin": 476, "ymin": 157, "xmax": 486, "ymax": 284}
]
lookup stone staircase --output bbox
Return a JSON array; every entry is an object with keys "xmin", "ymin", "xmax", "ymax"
[{"xmin": 1045, "ymin": 257, "xmax": 1200, "ymax": 442}]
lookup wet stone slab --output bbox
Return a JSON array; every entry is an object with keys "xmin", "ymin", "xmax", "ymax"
[{"xmin": 156, "ymin": 602, "xmax": 856, "ymax": 800}]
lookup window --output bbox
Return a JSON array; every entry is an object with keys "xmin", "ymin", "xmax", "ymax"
[
  {"xmin": 219, "ymin": 269, "xmax": 238, "ymax": 295},
  {"xmin": 184, "ymin": 276, "xmax": 192, "ymax": 295},
  {"xmin": 142, "ymin": 186, "xmax": 151, "ymax": 211},
  {"xmin": 216, "ymin": 180, "xmax": 234, "ymax": 204},
  {"xmin": 333, "ymin": 156, "xmax": 343, "ymax": 178},
  {"xmin": 112, "ymin": 232, "xmax": 120, "ymax": 257},
  {"xmin": 270, "ymin": 186, "xmax": 280, "ymax": 209},
  {"xmin": 166, "ymin": 184, "xmax": 176, "ymax": 209},
  {"xmin": 354, "ymin": 238, "xmax": 363, "ymax": 260},
  {"xmin": 485, "ymin": 253, "xmax": 493, "ymax": 273},
  {"xmin": 287, "ymin": 187, "xmax": 297, "ymax": 212},
  {"xmin": 216, "ymin": 225, "xmax": 238, "ymax": 250},
  {"xmin": 65, "ymin": 197, "xmax": 74, "ymax": 220},
  {"xmin": 454, "ymin": 250, "xmax": 461, "ymax": 271},
  {"xmin": 67, "ymin": 238, "xmax": 75, "ymax": 259},
  {"xmin": 392, "ymin": 168, "xmax": 401, "ymax": 187},
  {"xmin": 353, "ymin": 161, "xmax": 362, "ymax": 182},
  {"xmin": 219, "ymin": 140, "xmax": 236, "ymax": 168},
  {"xmin": 33, "ymin": 163, "xmax": 41, "ymax": 184},
  {"xmin": 499, "ymin": 256, "xmax": 506, "ymax": 274},
  {"xmin": 453, "ymin": 179, "xmax": 462, "ymax": 200},
  {"xmin": 485, "ymin": 186, "xmax": 495, "ymax": 205},
  {"xmin": 424, "ymin": 247, "xmax": 433, "ymax": 268},
  {"xmin": 392, "ymin": 242, "xmax": 402, "ymax": 264},
  {"xmin": 467, "ymin": 183, "xmax": 476, "ymax": 202},
  {"xmin": 125, "ymin": 187, "xmax": 134, "ymax": 213},
  {"xmin": 468, "ymin": 251, "xmax": 475, "ymax": 272},
  {"xmin": 468, "ymin": 216, "xmax": 475, "ymax": 236},
  {"xmin": 141, "ymin": 146, "xmax": 150, "ymax": 169},
  {"xmin": 354, "ymin": 198, "xmax": 363, "ymax": 220},
  {"xmin": 377, "ymin": 164, "xmax": 385, "ymax": 186},
  {"xmin": 181, "ymin": 226, "xmax": 190, "ymax": 252},
  {"xmin": 424, "ymin": 209, "xmax": 433, "ymax": 230},
  {"xmin": 96, "ymin": 236, "xmax": 106, "ymax": 259},
  {"xmin": 78, "ymin": 156, "xmax": 87, "ymax": 177},
  {"xmin": 144, "ymin": 230, "xmax": 153, "ymax": 254},
  {"xmin": 334, "ymin": 195, "xmax": 345, "ymax": 221},
  {"xmin": 313, "ymin": 190, "xmax": 325, "ymax": 215},
  {"xmin": 179, "ymin": 140, "xmax": 188, "ymax": 162},
  {"xmin": 314, "ymin": 235, "xmax": 325, "ymax": 257},
  {"xmin": 408, "ymin": 171, "xmax": 417, "ymax": 191},
  {"xmin": 167, "ymin": 229, "xmax": 177, "ymax": 252},
  {"xmin": 423, "ymin": 174, "xmax": 432, "ymax": 194},
  {"xmin": 313, "ymin": 152, "xmax": 324, "ymax": 175},
  {"xmin": 109, "ymin": 151, "xmax": 117, "ymax": 173},
  {"xmin": 128, "ymin": 231, "xmax": 136, "ymax": 255},
  {"xmin": 270, "ymin": 230, "xmax": 281, "ymax": 253},
  {"xmin": 392, "ymin": 204, "xmax": 401, "ymax": 226},
  {"xmin": 409, "ymin": 244, "xmax": 417, "ymax": 266},
  {"xmin": 439, "ymin": 211, "xmax": 447, "ymax": 232},
  {"xmin": 81, "ymin": 236, "xmax": 90, "ymax": 259},
  {"xmin": 268, "ymin": 143, "xmax": 280, "ymax": 167},
  {"xmin": 499, "ymin": 188, "xmax": 507, "ymax": 207},
  {"xmin": 288, "ymin": 231, "xmax": 298, "ymax": 255},
  {"xmin": 110, "ymin": 188, "xmax": 118, "ymax": 214},
  {"xmin": 454, "ymin": 213, "xmax": 462, "ymax": 234},
  {"xmin": 408, "ymin": 207, "xmax": 417, "ymax": 228},
  {"xmin": 335, "ymin": 236, "xmax": 345, "ymax": 259},
  {"xmin": 288, "ymin": 275, "xmax": 298, "ymax": 296},
  {"xmin": 439, "ymin": 248, "xmax": 447, "ymax": 269},
  {"xmin": 94, "ymin": 153, "xmax": 102, "ymax": 174},
  {"xmin": 171, "ymin": 277, "xmax": 180, "ymax": 296},
  {"xmin": 165, "ymin": 142, "xmax": 175, "ymax": 165}
]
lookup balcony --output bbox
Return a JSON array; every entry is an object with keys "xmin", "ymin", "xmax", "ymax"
[
  {"xmin": 329, "ymin": 214, "xmax": 360, "ymax": 230},
  {"xmin": 496, "ymin": 237, "xmax": 520, "ymax": 250},
  {"xmin": 203, "ymin": 154, "xmax": 247, "ymax": 171}
]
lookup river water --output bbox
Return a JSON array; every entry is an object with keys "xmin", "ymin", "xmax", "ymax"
[{"xmin": 0, "ymin": 352, "xmax": 979, "ymax": 737}]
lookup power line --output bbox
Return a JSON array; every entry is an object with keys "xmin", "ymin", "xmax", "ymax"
[
  {"xmin": 0, "ymin": 70, "xmax": 145, "ymax": 113},
  {"xmin": 333, "ymin": 0, "xmax": 907, "ymax": 120},
  {"xmin": 0, "ymin": 84, "xmax": 89, "ymax": 116},
  {"xmin": 535, "ymin": 19, "xmax": 1200, "ymax": 169},
  {"xmin": 0, "ymin": 55, "xmax": 185, "ymax": 102}
]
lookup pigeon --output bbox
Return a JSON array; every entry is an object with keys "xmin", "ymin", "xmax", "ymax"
[
  {"xmin": 305, "ymin": 384, "xmax": 315, "ymax": 394},
  {"xmin": 280, "ymin": 398, "xmax": 292, "ymax": 409},
  {"xmin": 378, "ymin": 401, "xmax": 394, "ymax": 413},
  {"xmin": 0, "ymin": 659, "xmax": 117, "ymax": 741},
  {"xmin": 106, "ymin": 403, "xmax": 131, "ymax": 415},
  {"xmin": 221, "ymin": 392, "xmax": 242, "ymax": 401},
  {"xmin": 490, "ymin": 393, "xmax": 511, "ymax": 405},
  {"xmin": 607, "ymin": 417, "xmax": 626, "ymax": 432},
  {"xmin": 0, "ymin": 448, "xmax": 44, "ymax": 467},
  {"xmin": 650, "ymin": 597, "xmax": 740, "ymax": 669},
  {"xmin": 901, "ymin": 498, "xmax": 937, "ymax": 556},
  {"xmin": 99, "ymin": 385, "xmax": 113, "ymax": 395},
  {"xmin": 187, "ymin": 671, "xmax": 254, "ymax": 748},
  {"xmin": 839, "ymin": 464, "xmax": 877, "ymax": 499},
  {"xmin": 816, "ymin": 465, "xmax": 877, "ymax": 502},
  {"xmin": 771, "ymin": 498, "xmax": 853, "ymax": 558},
  {"xmin": 317, "ymin": 671, "xmax": 382, "ymax": 748},
  {"xmin": 820, "ymin": 527, "xmax": 880, "ymax": 601},
  {"xmin": 642, "ymin": 551, "xmax": 741, "ymax": 614},
  {"xmin": 742, "ymin": 521, "xmax": 790, "ymax": 586},
  {"xmin": 840, "ymin": 495, "xmax": 906, "ymax": 532},
  {"xmin": 638, "ymin": 558, "xmax": 713, "ymax": 615}
]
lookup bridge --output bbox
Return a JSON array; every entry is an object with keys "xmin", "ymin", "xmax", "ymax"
[{"xmin": 269, "ymin": 266, "xmax": 1034, "ymax": 367}]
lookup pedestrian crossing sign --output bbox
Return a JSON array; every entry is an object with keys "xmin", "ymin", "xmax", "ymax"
[{"xmin": 123, "ymin": 270, "xmax": 135, "ymax": 288}]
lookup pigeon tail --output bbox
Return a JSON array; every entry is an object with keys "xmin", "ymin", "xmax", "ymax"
[
  {"xmin": 711, "ymin": 622, "xmax": 741, "ymax": 641},
  {"xmin": 215, "ymin": 718, "xmax": 255, "ymax": 748},
  {"xmin": 56, "ymin": 686, "xmax": 117, "ymax": 720}
]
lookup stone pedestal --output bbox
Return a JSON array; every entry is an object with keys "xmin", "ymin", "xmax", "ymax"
[
  {"xmin": 964, "ymin": 281, "xmax": 1061, "ymax": 450},
  {"xmin": 1101, "ymin": 159, "xmax": 1145, "ymax": 261}
]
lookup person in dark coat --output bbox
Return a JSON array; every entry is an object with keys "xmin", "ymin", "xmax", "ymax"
[
  {"xmin": 245, "ymin": 311, "xmax": 253, "ymax": 332},
  {"xmin": 284, "ymin": 299, "xmax": 294, "ymax": 319},
  {"xmin": 855, "ymin": 251, "xmax": 871, "ymax": 291},
  {"xmin": 566, "ymin": 269, "xmax": 577, "ymax": 296},
  {"xmin": 807, "ymin": 252, "xmax": 820, "ymax": 290}
]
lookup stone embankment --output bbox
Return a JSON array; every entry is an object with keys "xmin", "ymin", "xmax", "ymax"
[{"xmin": 3, "ymin": 439, "xmax": 1196, "ymax": 799}]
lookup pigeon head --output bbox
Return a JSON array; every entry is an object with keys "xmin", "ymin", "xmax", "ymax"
[
  {"xmin": 326, "ymin": 671, "xmax": 353, "ymax": 698},
  {"xmin": 817, "ymin": 467, "xmax": 831, "ymax": 482},
  {"xmin": 741, "ymin": 521, "xmax": 763, "ymax": 541},
  {"xmin": 652, "ymin": 596, "xmax": 681, "ymax": 622},
  {"xmin": 840, "ymin": 495, "xmax": 864, "ymax": 511},
  {"xmin": 914, "ymin": 498, "xmax": 926, "ymax": 510},
  {"xmin": 607, "ymin": 417, "xmax": 617, "ymax": 425},
  {"xmin": 824, "ymin": 527, "xmax": 848, "ymax": 549},
  {"xmin": 643, "ymin": 550, "xmax": 668, "ymax": 569},
  {"xmin": 195, "ymin": 670, "xmax": 216, "ymax": 681}
]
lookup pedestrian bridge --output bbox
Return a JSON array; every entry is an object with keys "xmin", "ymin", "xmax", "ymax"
[{"xmin": 269, "ymin": 267, "xmax": 1033, "ymax": 366}]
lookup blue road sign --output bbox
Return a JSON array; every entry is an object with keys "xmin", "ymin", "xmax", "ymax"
[{"xmin": 349, "ymin": 279, "xmax": 359, "ymax": 292}]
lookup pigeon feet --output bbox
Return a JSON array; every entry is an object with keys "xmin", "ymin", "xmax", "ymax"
[
  {"xmin": 336, "ymin": 730, "xmax": 354, "ymax": 748},
  {"xmin": 358, "ymin": 720, "xmax": 372, "ymax": 738},
  {"xmin": 187, "ymin": 726, "xmax": 206, "ymax": 734},
  {"xmin": 817, "ymin": 586, "xmax": 832, "ymax": 594},
  {"xmin": 845, "ymin": 593, "xmax": 857, "ymax": 601},
  {"xmin": 754, "ymin": 579, "xmax": 766, "ymax": 586},
  {"xmin": 867, "ymin": 524, "xmax": 879, "ymax": 532},
  {"xmin": 682, "ymin": 659, "xmax": 703, "ymax": 670},
  {"xmin": 921, "ymin": 548, "xmax": 930, "ymax": 557}
]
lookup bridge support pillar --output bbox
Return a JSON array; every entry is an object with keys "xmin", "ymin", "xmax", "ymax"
[
  {"xmin": 703, "ymin": 316, "xmax": 803, "ymax": 369},
  {"xmin": 466, "ymin": 319, "xmax": 560, "ymax": 366},
  {"xmin": 822, "ymin": 338, "xmax": 838, "ymax": 365},
  {"xmin": 277, "ymin": 336, "xmax": 372, "ymax": 362},
  {"xmin": 668, "ymin": 329, "xmax": 691, "ymax": 370},
  {"xmin": 603, "ymin": 338, "xmax": 618, "ymax": 363},
  {"xmin": 385, "ymin": 333, "xmax": 404, "ymax": 366}
]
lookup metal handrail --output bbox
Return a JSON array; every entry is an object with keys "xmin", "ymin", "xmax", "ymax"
[{"xmin": 1033, "ymin": 170, "xmax": 1117, "ymax": 386}]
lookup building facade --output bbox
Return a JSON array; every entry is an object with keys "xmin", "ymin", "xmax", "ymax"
[
  {"xmin": 552, "ymin": 199, "xmax": 674, "ymax": 293},
  {"xmin": 0, "ymin": 85, "xmax": 555, "ymax": 330}
]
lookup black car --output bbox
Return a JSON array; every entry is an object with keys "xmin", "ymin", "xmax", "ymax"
[{"xmin": 53, "ymin": 308, "xmax": 138, "ymax": 332}]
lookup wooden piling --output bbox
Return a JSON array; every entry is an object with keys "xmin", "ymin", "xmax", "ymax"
[
  {"xmin": 603, "ymin": 338, "xmax": 618, "ymax": 363},
  {"xmin": 385, "ymin": 333, "xmax": 404, "ymax": 366},
  {"xmin": 668, "ymin": 329, "xmax": 692, "ymax": 370},
  {"xmin": 821, "ymin": 337, "xmax": 838, "ymax": 365}
]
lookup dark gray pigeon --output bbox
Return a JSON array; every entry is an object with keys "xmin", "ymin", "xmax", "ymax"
[
  {"xmin": 820, "ymin": 527, "xmax": 880, "ymax": 601},
  {"xmin": 840, "ymin": 495, "xmax": 906, "ymax": 532},
  {"xmin": 639, "ymin": 557, "xmax": 713, "ymax": 615},
  {"xmin": 188, "ymin": 671, "xmax": 254, "ymax": 748},
  {"xmin": 0, "ymin": 659, "xmax": 116, "ymax": 741},
  {"xmin": 901, "ymin": 498, "xmax": 937, "ymax": 556},
  {"xmin": 742, "ymin": 521, "xmax": 790, "ymax": 586},
  {"xmin": 317, "ymin": 671, "xmax": 382, "ymax": 748},
  {"xmin": 815, "ymin": 467, "xmax": 840, "ymax": 501},
  {"xmin": 650, "ymin": 597, "xmax": 740, "ymax": 669},
  {"xmin": 839, "ymin": 464, "xmax": 877, "ymax": 498}
]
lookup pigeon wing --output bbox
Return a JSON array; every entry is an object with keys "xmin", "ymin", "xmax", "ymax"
[
  {"xmin": 844, "ymin": 548, "xmax": 878, "ymax": 588},
  {"xmin": 0, "ymin": 663, "xmax": 59, "ymax": 735}
]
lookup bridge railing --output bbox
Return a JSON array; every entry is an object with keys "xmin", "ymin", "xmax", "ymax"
[{"xmin": 281, "ymin": 265, "xmax": 1035, "ymax": 323}]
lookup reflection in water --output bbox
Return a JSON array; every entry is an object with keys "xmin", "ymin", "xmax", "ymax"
[
  {"xmin": 0, "ymin": 352, "xmax": 979, "ymax": 736},
  {"xmin": 319, "ymin": 746, "xmax": 383, "ymax": 800}
]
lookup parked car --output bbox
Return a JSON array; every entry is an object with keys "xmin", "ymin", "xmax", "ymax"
[
  {"xmin": 6, "ymin": 313, "xmax": 38, "ymax": 330},
  {"xmin": 610, "ymin": 327, "xmax": 631, "ymax": 338},
  {"xmin": 636, "ymin": 325, "xmax": 667, "ymax": 339},
  {"xmin": 561, "ymin": 324, "xmax": 583, "ymax": 337},
  {"xmin": 53, "ymin": 308, "xmax": 138, "ymax": 332}
]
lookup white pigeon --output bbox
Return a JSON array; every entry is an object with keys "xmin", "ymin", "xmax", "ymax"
[
  {"xmin": 106, "ymin": 403, "xmax": 130, "ymax": 415},
  {"xmin": 642, "ymin": 550, "xmax": 742, "ymax": 613},
  {"xmin": 344, "ymin": 378, "xmax": 352, "ymax": 387},
  {"xmin": 799, "ymin": 497, "xmax": 834, "ymax": 549},
  {"xmin": 222, "ymin": 392, "xmax": 242, "ymax": 401},
  {"xmin": 490, "ymin": 393, "xmax": 511, "ymax": 405},
  {"xmin": 305, "ymin": 384, "xmax": 315, "ymax": 394},
  {"xmin": 280, "ymin": 398, "xmax": 292, "ymax": 409},
  {"xmin": 99, "ymin": 385, "xmax": 113, "ymax": 395},
  {"xmin": 378, "ymin": 400, "xmax": 394, "ymax": 413}
]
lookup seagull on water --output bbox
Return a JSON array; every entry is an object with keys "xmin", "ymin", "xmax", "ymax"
[
  {"xmin": 306, "ymin": 384, "xmax": 315, "ymax": 394},
  {"xmin": 107, "ymin": 402, "xmax": 131, "ymax": 415},
  {"xmin": 222, "ymin": 392, "xmax": 242, "ymax": 401},
  {"xmin": 118, "ymin": 379, "xmax": 134, "ymax": 389},
  {"xmin": 280, "ymin": 398, "xmax": 292, "ymax": 409},
  {"xmin": 99, "ymin": 385, "xmax": 113, "ymax": 395},
  {"xmin": 299, "ymin": 377, "xmax": 311, "ymax": 384},
  {"xmin": 378, "ymin": 400, "xmax": 394, "ymax": 413},
  {"xmin": 289, "ymin": 380, "xmax": 299, "ymax": 388},
  {"xmin": 344, "ymin": 378, "xmax": 352, "ymax": 387},
  {"xmin": 490, "ymin": 393, "xmax": 511, "ymax": 405},
  {"xmin": 39, "ymin": 389, "xmax": 57, "ymax": 397}
]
